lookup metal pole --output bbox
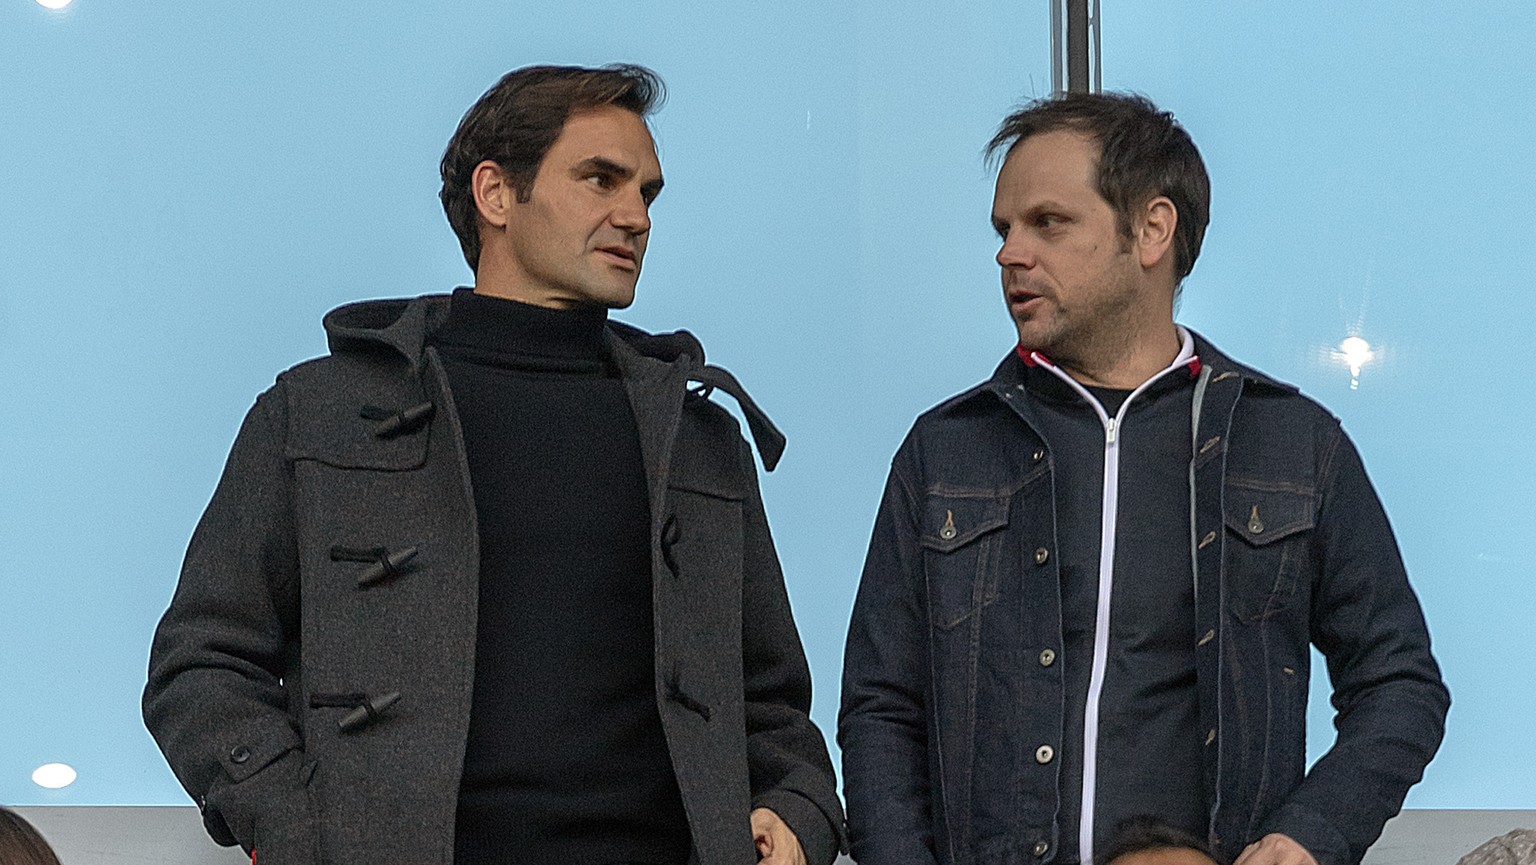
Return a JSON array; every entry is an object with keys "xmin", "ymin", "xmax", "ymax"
[
  {"xmin": 1090, "ymin": 0, "xmax": 1101, "ymax": 92},
  {"xmin": 1049, "ymin": 0, "xmax": 1064, "ymax": 94},
  {"xmin": 1066, "ymin": 0, "xmax": 1090, "ymax": 92},
  {"xmin": 1051, "ymin": 0, "xmax": 1099, "ymax": 94}
]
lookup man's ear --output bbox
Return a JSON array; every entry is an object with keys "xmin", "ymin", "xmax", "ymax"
[
  {"xmin": 1135, "ymin": 195, "xmax": 1178, "ymax": 271},
  {"xmin": 472, "ymin": 160, "xmax": 514, "ymax": 230}
]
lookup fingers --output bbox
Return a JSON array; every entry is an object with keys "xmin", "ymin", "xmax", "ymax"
[
  {"xmin": 1235, "ymin": 833, "xmax": 1317, "ymax": 865},
  {"xmin": 756, "ymin": 823, "xmax": 793, "ymax": 863},
  {"xmin": 750, "ymin": 807, "xmax": 806, "ymax": 865},
  {"xmin": 751, "ymin": 808, "xmax": 773, "ymax": 854}
]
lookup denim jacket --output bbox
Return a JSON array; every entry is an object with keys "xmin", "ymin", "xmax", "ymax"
[{"xmin": 838, "ymin": 333, "xmax": 1448, "ymax": 865}]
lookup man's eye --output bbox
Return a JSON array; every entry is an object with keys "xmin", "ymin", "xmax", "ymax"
[
  {"xmin": 1037, "ymin": 213, "xmax": 1066, "ymax": 228},
  {"xmin": 993, "ymin": 223, "xmax": 1009, "ymax": 240},
  {"xmin": 586, "ymin": 173, "xmax": 615, "ymax": 189}
]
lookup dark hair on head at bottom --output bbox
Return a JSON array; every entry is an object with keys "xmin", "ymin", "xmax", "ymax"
[
  {"xmin": 1097, "ymin": 815, "xmax": 1216, "ymax": 865},
  {"xmin": 0, "ymin": 807, "xmax": 64, "ymax": 865}
]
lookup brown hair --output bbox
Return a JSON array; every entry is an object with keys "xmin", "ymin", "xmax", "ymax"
[
  {"xmin": 1096, "ymin": 816, "xmax": 1216, "ymax": 865},
  {"xmin": 439, "ymin": 64, "xmax": 665, "ymax": 271},
  {"xmin": 0, "ymin": 808, "xmax": 64, "ymax": 865},
  {"xmin": 988, "ymin": 91, "xmax": 1210, "ymax": 285}
]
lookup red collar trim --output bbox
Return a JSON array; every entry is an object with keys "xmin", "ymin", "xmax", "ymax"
[
  {"xmin": 1015, "ymin": 343, "xmax": 1203, "ymax": 378},
  {"xmin": 1015, "ymin": 343, "xmax": 1048, "ymax": 367}
]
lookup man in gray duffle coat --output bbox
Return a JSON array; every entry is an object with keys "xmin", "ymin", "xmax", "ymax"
[{"xmin": 143, "ymin": 64, "xmax": 843, "ymax": 865}]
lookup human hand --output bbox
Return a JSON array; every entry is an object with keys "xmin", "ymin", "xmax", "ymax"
[
  {"xmin": 1233, "ymin": 833, "xmax": 1318, "ymax": 865},
  {"xmin": 751, "ymin": 807, "xmax": 806, "ymax": 864}
]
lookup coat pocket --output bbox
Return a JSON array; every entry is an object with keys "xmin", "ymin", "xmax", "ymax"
[
  {"xmin": 919, "ymin": 489, "xmax": 1011, "ymax": 630},
  {"xmin": 663, "ymin": 482, "xmax": 745, "ymax": 584},
  {"xmin": 205, "ymin": 746, "xmax": 319, "ymax": 864},
  {"xmin": 1222, "ymin": 481, "xmax": 1315, "ymax": 622}
]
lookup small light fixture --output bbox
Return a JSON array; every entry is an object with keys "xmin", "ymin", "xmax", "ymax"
[
  {"xmin": 31, "ymin": 763, "xmax": 77, "ymax": 789},
  {"xmin": 1332, "ymin": 335, "xmax": 1375, "ymax": 390},
  {"xmin": 36, "ymin": 0, "xmax": 75, "ymax": 9}
]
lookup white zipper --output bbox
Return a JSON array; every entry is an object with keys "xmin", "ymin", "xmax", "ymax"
[{"xmin": 1025, "ymin": 329, "xmax": 1195, "ymax": 865}]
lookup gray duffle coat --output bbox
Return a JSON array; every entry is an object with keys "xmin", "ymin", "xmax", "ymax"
[{"xmin": 143, "ymin": 294, "xmax": 844, "ymax": 865}]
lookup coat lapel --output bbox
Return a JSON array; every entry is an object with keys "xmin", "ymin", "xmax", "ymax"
[{"xmin": 609, "ymin": 336, "xmax": 688, "ymax": 530}]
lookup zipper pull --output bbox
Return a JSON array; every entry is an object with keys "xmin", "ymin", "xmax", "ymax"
[{"xmin": 1106, "ymin": 417, "xmax": 1117, "ymax": 444}]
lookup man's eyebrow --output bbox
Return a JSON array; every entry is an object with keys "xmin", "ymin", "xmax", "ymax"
[
  {"xmin": 1026, "ymin": 199, "xmax": 1075, "ymax": 214},
  {"xmin": 572, "ymin": 156, "xmax": 633, "ymax": 178},
  {"xmin": 573, "ymin": 156, "xmax": 663, "ymax": 198}
]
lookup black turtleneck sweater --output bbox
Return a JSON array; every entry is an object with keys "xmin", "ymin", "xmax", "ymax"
[{"xmin": 433, "ymin": 288, "xmax": 690, "ymax": 865}]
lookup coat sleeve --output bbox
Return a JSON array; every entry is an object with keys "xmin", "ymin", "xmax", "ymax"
[
  {"xmin": 838, "ymin": 452, "xmax": 943, "ymax": 865},
  {"xmin": 142, "ymin": 384, "xmax": 312, "ymax": 852},
  {"xmin": 1257, "ymin": 427, "xmax": 1450, "ymax": 865},
  {"xmin": 737, "ymin": 436, "xmax": 848, "ymax": 865}
]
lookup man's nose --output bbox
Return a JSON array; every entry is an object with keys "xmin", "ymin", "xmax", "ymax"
[
  {"xmin": 996, "ymin": 230, "xmax": 1035, "ymax": 269},
  {"xmin": 611, "ymin": 187, "xmax": 651, "ymax": 236}
]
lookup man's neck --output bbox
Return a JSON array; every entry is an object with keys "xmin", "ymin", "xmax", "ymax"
[
  {"xmin": 1051, "ymin": 321, "xmax": 1184, "ymax": 390},
  {"xmin": 471, "ymin": 280, "xmax": 571, "ymax": 310}
]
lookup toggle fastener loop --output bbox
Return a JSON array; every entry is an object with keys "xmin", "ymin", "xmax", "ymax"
[
  {"xmin": 666, "ymin": 676, "xmax": 713, "ymax": 721},
  {"xmin": 660, "ymin": 515, "xmax": 682, "ymax": 576},
  {"xmin": 331, "ymin": 544, "xmax": 419, "ymax": 587},
  {"xmin": 363, "ymin": 401, "xmax": 435, "ymax": 439},
  {"xmin": 336, "ymin": 691, "xmax": 402, "ymax": 733}
]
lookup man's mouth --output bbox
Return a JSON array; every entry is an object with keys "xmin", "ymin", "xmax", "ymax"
[
  {"xmin": 596, "ymin": 245, "xmax": 637, "ymax": 268},
  {"xmin": 1007, "ymin": 288, "xmax": 1042, "ymax": 307}
]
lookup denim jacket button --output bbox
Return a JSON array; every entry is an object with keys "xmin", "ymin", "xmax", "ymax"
[
  {"xmin": 1034, "ymin": 547, "xmax": 1049, "ymax": 565},
  {"xmin": 1035, "ymin": 744, "xmax": 1054, "ymax": 763},
  {"xmin": 1032, "ymin": 448, "xmax": 1045, "ymax": 462},
  {"xmin": 1039, "ymin": 648, "xmax": 1056, "ymax": 667},
  {"xmin": 1033, "ymin": 841, "xmax": 1050, "ymax": 857},
  {"xmin": 1205, "ymin": 728, "xmax": 1217, "ymax": 746}
]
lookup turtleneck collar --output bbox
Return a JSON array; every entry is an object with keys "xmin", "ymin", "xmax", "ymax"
[{"xmin": 431, "ymin": 287, "xmax": 610, "ymax": 373}]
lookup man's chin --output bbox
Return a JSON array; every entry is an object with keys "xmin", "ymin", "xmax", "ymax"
[
  {"xmin": 1011, "ymin": 321, "xmax": 1056, "ymax": 354},
  {"xmin": 601, "ymin": 284, "xmax": 638, "ymax": 309},
  {"xmin": 572, "ymin": 276, "xmax": 637, "ymax": 309}
]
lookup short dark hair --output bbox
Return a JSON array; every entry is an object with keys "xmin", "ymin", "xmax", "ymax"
[
  {"xmin": 439, "ymin": 64, "xmax": 665, "ymax": 271},
  {"xmin": 0, "ymin": 808, "xmax": 63, "ymax": 865},
  {"xmin": 987, "ymin": 91, "xmax": 1210, "ymax": 284},
  {"xmin": 1096, "ymin": 816, "xmax": 1216, "ymax": 865}
]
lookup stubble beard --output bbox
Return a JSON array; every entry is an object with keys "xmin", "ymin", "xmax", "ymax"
[{"xmin": 1014, "ymin": 274, "xmax": 1142, "ymax": 382}]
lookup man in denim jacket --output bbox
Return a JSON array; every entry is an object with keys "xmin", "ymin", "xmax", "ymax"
[{"xmin": 839, "ymin": 92, "xmax": 1447, "ymax": 865}]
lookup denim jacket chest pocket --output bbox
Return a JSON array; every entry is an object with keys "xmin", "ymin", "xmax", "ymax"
[
  {"xmin": 1222, "ymin": 481, "xmax": 1316, "ymax": 622},
  {"xmin": 919, "ymin": 488, "xmax": 1013, "ymax": 630}
]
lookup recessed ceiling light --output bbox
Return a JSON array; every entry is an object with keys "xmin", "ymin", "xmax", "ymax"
[{"xmin": 31, "ymin": 763, "xmax": 77, "ymax": 789}]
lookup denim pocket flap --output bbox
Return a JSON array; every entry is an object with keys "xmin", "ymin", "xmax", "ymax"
[
  {"xmin": 920, "ymin": 492, "xmax": 1010, "ymax": 552},
  {"xmin": 1223, "ymin": 485, "xmax": 1315, "ymax": 545}
]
